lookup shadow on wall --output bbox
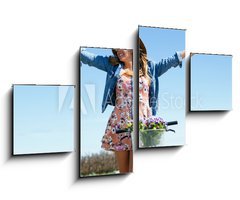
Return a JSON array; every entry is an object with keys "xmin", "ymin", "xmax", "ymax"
[
  {"xmin": 6, "ymin": 88, "xmax": 13, "ymax": 160},
  {"xmin": 73, "ymin": 49, "xmax": 80, "ymax": 182}
]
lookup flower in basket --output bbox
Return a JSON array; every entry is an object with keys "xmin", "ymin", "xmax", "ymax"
[
  {"xmin": 115, "ymin": 117, "xmax": 133, "ymax": 133},
  {"xmin": 139, "ymin": 117, "xmax": 166, "ymax": 131},
  {"xmin": 139, "ymin": 116, "xmax": 167, "ymax": 148},
  {"xmin": 125, "ymin": 118, "xmax": 133, "ymax": 132}
]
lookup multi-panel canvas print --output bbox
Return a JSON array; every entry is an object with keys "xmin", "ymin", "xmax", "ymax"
[
  {"xmin": 80, "ymin": 47, "xmax": 134, "ymax": 177},
  {"xmin": 138, "ymin": 26, "xmax": 186, "ymax": 148}
]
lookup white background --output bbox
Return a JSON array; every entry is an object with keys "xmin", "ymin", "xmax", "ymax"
[{"xmin": 1, "ymin": 0, "xmax": 240, "ymax": 199}]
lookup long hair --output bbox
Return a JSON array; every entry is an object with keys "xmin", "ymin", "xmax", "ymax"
[
  {"xmin": 109, "ymin": 49, "xmax": 121, "ymax": 66},
  {"xmin": 139, "ymin": 38, "xmax": 151, "ymax": 85}
]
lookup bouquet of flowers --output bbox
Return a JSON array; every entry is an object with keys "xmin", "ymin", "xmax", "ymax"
[
  {"xmin": 139, "ymin": 117, "xmax": 167, "ymax": 148},
  {"xmin": 116, "ymin": 117, "xmax": 175, "ymax": 148}
]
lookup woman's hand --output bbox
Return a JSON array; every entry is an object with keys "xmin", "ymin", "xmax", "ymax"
[{"xmin": 181, "ymin": 51, "xmax": 185, "ymax": 59}]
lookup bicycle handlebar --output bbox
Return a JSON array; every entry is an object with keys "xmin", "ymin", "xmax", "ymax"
[
  {"xmin": 115, "ymin": 121, "xmax": 178, "ymax": 133},
  {"xmin": 166, "ymin": 121, "xmax": 178, "ymax": 126}
]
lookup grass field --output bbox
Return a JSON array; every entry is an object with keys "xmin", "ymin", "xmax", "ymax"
[{"xmin": 80, "ymin": 151, "xmax": 119, "ymax": 177}]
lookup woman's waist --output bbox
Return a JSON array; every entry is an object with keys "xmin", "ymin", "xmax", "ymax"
[
  {"xmin": 139, "ymin": 99, "xmax": 150, "ymax": 107},
  {"xmin": 114, "ymin": 103, "xmax": 133, "ymax": 110},
  {"xmin": 139, "ymin": 97, "xmax": 150, "ymax": 103}
]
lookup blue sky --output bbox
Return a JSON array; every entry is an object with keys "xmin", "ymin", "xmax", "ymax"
[
  {"xmin": 13, "ymin": 85, "xmax": 74, "ymax": 155},
  {"xmin": 190, "ymin": 54, "xmax": 232, "ymax": 111},
  {"xmin": 139, "ymin": 26, "xmax": 186, "ymax": 146},
  {"xmin": 80, "ymin": 48, "xmax": 116, "ymax": 155}
]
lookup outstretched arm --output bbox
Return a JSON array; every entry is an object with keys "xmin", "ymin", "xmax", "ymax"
[
  {"xmin": 80, "ymin": 48, "xmax": 112, "ymax": 72},
  {"xmin": 154, "ymin": 51, "xmax": 185, "ymax": 77}
]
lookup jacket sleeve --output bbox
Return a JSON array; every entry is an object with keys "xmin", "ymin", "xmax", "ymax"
[
  {"xmin": 80, "ymin": 48, "xmax": 111, "ymax": 72},
  {"xmin": 154, "ymin": 52, "xmax": 183, "ymax": 77}
]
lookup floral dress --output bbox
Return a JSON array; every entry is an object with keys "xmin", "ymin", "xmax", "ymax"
[
  {"xmin": 139, "ymin": 76, "xmax": 152, "ymax": 120},
  {"xmin": 101, "ymin": 74, "xmax": 133, "ymax": 151}
]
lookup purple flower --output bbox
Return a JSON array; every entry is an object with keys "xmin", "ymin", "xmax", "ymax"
[{"xmin": 115, "ymin": 145, "xmax": 125, "ymax": 151}]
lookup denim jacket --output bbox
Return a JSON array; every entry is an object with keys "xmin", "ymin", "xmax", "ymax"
[
  {"xmin": 147, "ymin": 52, "xmax": 182, "ymax": 115},
  {"xmin": 80, "ymin": 48, "xmax": 182, "ymax": 115},
  {"xmin": 80, "ymin": 48, "xmax": 123, "ymax": 113}
]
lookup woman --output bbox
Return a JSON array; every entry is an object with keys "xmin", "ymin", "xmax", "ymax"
[
  {"xmin": 80, "ymin": 43, "xmax": 184, "ymax": 173},
  {"xmin": 138, "ymin": 38, "xmax": 185, "ymax": 120},
  {"xmin": 80, "ymin": 48, "xmax": 134, "ymax": 173}
]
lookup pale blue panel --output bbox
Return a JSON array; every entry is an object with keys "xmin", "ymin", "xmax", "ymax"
[
  {"xmin": 13, "ymin": 85, "xmax": 74, "ymax": 155},
  {"xmin": 190, "ymin": 54, "xmax": 232, "ymax": 111}
]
